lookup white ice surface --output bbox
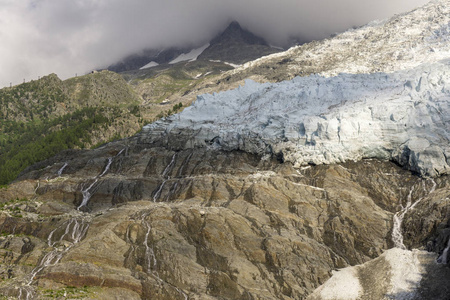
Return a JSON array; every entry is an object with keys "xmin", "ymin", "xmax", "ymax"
[
  {"xmin": 169, "ymin": 43, "xmax": 210, "ymax": 64},
  {"xmin": 140, "ymin": 61, "xmax": 159, "ymax": 69},
  {"xmin": 232, "ymin": 0, "xmax": 450, "ymax": 78},
  {"xmin": 143, "ymin": 60, "xmax": 450, "ymax": 177}
]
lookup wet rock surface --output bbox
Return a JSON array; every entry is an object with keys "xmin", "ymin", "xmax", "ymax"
[{"xmin": 0, "ymin": 137, "xmax": 448, "ymax": 299}]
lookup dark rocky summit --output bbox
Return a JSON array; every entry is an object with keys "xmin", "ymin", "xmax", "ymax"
[
  {"xmin": 107, "ymin": 21, "xmax": 282, "ymax": 73},
  {"xmin": 198, "ymin": 21, "xmax": 280, "ymax": 64}
]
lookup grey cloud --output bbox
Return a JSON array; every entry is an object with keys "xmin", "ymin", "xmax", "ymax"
[{"xmin": 0, "ymin": 0, "xmax": 429, "ymax": 87}]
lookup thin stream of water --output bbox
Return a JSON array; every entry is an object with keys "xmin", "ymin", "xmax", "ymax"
[
  {"xmin": 437, "ymin": 238, "xmax": 450, "ymax": 264},
  {"xmin": 153, "ymin": 153, "xmax": 177, "ymax": 202},
  {"xmin": 19, "ymin": 218, "xmax": 90, "ymax": 300},
  {"xmin": 392, "ymin": 179, "xmax": 437, "ymax": 249},
  {"xmin": 138, "ymin": 212, "xmax": 188, "ymax": 299},
  {"xmin": 57, "ymin": 162, "xmax": 68, "ymax": 177},
  {"xmin": 78, "ymin": 149, "xmax": 125, "ymax": 210}
]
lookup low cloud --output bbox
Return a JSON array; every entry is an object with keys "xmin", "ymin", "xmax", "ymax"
[{"xmin": 0, "ymin": 0, "xmax": 429, "ymax": 87}]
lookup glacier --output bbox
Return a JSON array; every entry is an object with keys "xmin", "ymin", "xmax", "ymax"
[
  {"xmin": 232, "ymin": 0, "xmax": 450, "ymax": 81},
  {"xmin": 143, "ymin": 59, "xmax": 450, "ymax": 177}
]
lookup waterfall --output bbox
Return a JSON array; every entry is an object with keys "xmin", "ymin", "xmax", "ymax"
[
  {"xmin": 392, "ymin": 188, "xmax": 414, "ymax": 249},
  {"xmin": 142, "ymin": 219, "xmax": 158, "ymax": 274},
  {"xmin": 137, "ymin": 212, "xmax": 188, "ymax": 299},
  {"xmin": 177, "ymin": 151, "xmax": 193, "ymax": 177},
  {"xmin": 19, "ymin": 218, "xmax": 90, "ymax": 300},
  {"xmin": 57, "ymin": 162, "xmax": 68, "ymax": 177},
  {"xmin": 153, "ymin": 153, "xmax": 177, "ymax": 202},
  {"xmin": 34, "ymin": 181, "xmax": 40, "ymax": 194},
  {"xmin": 153, "ymin": 180, "xmax": 166, "ymax": 202},
  {"xmin": 164, "ymin": 181, "xmax": 179, "ymax": 202},
  {"xmin": 77, "ymin": 149, "xmax": 124, "ymax": 210},
  {"xmin": 78, "ymin": 178, "xmax": 100, "ymax": 210},
  {"xmin": 162, "ymin": 153, "xmax": 177, "ymax": 178},
  {"xmin": 437, "ymin": 238, "xmax": 450, "ymax": 264},
  {"xmin": 392, "ymin": 179, "xmax": 437, "ymax": 249}
]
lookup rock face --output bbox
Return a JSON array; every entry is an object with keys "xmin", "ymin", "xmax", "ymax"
[
  {"xmin": 198, "ymin": 21, "xmax": 280, "ymax": 65},
  {"xmin": 143, "ymin": 60, "xmax": 450, "ymax": 177},
  {"xmin": 108, "ymin": 21, "xmax": 281, "ymax": 73},
  {"xmin": 0, "ymin": 135, "xmax": 448, "ymax": 299}
]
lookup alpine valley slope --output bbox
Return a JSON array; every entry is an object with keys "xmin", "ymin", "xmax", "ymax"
[{"xmin": 0, "ymin": 1, "xmax": 449, "ymax": 300}]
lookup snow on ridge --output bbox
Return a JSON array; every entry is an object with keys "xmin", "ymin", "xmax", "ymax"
[
  {"xmin": 230, "ymin": 0, "xmax": 450, "ymax": 78},
  {"xmin": 140, "ymin": 61, "xmax": 159, "ymax": 70},
  {"xmin": 169, "ymin": 43, "xmax": 210, "ymax": 64},
  {"xmin": 143, "ymin": 59, "xmax": 450, "ymax": 177}
]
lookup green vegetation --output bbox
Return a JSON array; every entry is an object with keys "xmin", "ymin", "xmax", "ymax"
[
  {"xmin": 0, "ymin": 106, "xmax": 122, "ymax": 185},
  {"xmin": 0, "ymin": 197, "xmax": 29, "ymax": 218},
  {"xmin": 0, "ymin": 74, "xmax": 66, "ymax": 121},
  {"xmin": 0, "ymin": 71, "xmax": 144, "ymax": 185},
  {"xmin": 41, "ymin": 285, "xmax": 91, "ymax": 299},
  {"xmin": 156, "ymin": 102, "xmax": 183, "ymax": 119}
]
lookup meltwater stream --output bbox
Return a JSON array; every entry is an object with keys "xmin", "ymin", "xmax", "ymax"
[
  {"xmin": 77, "ymin": 149, "xmax": 124, "ymax": 210},
  {"xmin": 126, "ymin": 211, "xmax": 188, "ymax": 299},
  {"xmin": 57, "ymin": 162, "xmax": 68, "ymax": 177},
  {"xmin": 437, "ymin": 238, "xmax": 450, "ymax": 264},
  {"xmin": 19, "ymin": 218, "xmax": 90, "ymax": 300},
  {"xmin": 153, "ymin": 153, "xmax": 177, "ymax": 202},
  {"xmin": 392, "ymin": 179, "xmax": 437, "ymax": 249}
]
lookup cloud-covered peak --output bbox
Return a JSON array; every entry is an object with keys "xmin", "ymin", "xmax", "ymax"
[{"xmin": 0, "ymin": 0, "xmax": 429, "ymax": 88}]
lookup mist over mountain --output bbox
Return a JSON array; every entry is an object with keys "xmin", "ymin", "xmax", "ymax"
[
  {"xmin": 108, "ymin": 21, "xmax": 282, "ymax": 73},
  {"xmin": 0, "ymin": 0, "xmax": 429, "ymax": 88}
]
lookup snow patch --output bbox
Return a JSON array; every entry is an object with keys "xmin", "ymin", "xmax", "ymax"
[
  {"xmin": 140, "ymin": 61, "xmax": 159, "ymax": 69},
  {"xmin": 385, "ymin": 248, "xmax": 422, "ymax": 297},
  {"xmin": 308, "ymin": 248, "xmax": 426, "ymax": 299},
  {"xmin": 209, "ymin": 59, "xmax": 241, "ymax": 68},
  {"xmin": 224, "ymin": 62, "xmax": 241, "ymax": 68},
  {"xmin": 316, "ymin": 268, "xmax": 362, "ymax": 300},
  {"xmin": 169, "ymin": 43, "xmax": 210, "ymax": 64}
]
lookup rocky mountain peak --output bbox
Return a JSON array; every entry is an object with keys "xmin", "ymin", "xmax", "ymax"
[
  {"xmin": 198, "ymin": 21, "xmax": 280, "ymax": 64},
  {"xmin": 108, "ymin": 21, "xmax": 281, "ymax": 72},
  {"xmin": 209, "ymin": 21, "xmax": 268, "ymax": 46}
]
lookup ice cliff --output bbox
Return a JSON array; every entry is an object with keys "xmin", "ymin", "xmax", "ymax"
[{"xmin": 143, "ymin": 59, "xmax": 450, "ymax": 177}]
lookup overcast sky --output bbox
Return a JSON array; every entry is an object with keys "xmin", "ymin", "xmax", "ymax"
[{"xmin": 0, "ymin": 0, "xmax": 429, "ymax": 88}]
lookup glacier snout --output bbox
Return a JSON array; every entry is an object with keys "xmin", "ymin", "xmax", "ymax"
[{"xmin": 142, "ymin": 61, "xmax": 450, "ymax": 177}]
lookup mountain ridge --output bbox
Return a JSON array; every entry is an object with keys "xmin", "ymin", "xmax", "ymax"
[{"xmin": 107, "ymin": 21, "xmax": 282, "ymax": 73}]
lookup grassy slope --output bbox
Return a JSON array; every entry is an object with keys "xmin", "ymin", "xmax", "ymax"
[
  {"xmin": 0, "ymin": 71, "xmax": 142, "ymax": 185},
  {"xmin": 0, "ymin": 60, "xmax": 233, "ymax": 185}
]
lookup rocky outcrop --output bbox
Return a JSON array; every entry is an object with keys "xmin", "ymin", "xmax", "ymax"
[
  {"xmin": 198, "ymin": 21, "xmax": 280, "ymax": 65},
  {"xmin": 1, "ymin": 1, "xmax": 449, "ymax": 298}
]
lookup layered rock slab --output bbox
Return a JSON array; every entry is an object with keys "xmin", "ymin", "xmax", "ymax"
[{"xmin": 1, "ymin": 139, "xmax": 448, "ymax": 299}]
